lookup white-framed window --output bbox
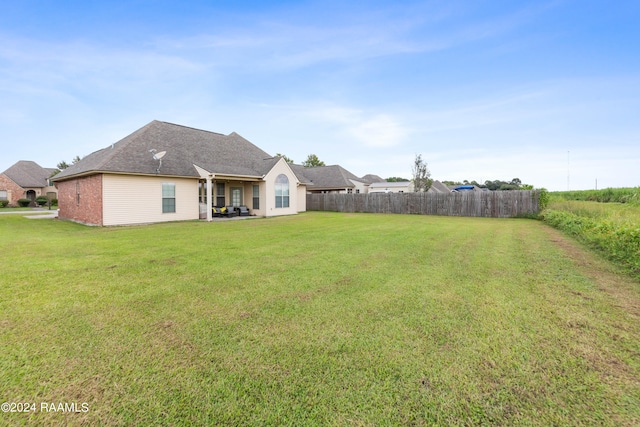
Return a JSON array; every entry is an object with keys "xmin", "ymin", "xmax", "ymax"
[
  {"xmin": 216, "ymin": 183, "xmax": 225, "ymax": 207},
  {"xmin": 275, "ymin": 174, "xmax": 289, "ymax": 208},
  {"xmin": 253, "ymin": 185, "xmax": 260, "ymax": 209},
  {"xmin": 0, "ymin": 190, "xmax": 7, "ymax": 200},
  {"xmin": 162, "ymin": 183, "xmax": 176, "ymax": 213}
]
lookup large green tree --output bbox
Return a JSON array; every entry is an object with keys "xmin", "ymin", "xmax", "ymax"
[{"xmin": 302, "ymin": 154, "xmax": 326, "ymax": 167}]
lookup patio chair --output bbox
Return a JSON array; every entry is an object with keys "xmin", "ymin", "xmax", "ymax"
[
  {"xmin": 238, "ymin": 206, "xmax": 250, "ymax": 216},
  {"xmin": 224, "ymin": 206, "xmax": 237, "ymax": 217},
  {"xmin": 212, "ymin": 207, "xmax": 223, "ymax": 217}
]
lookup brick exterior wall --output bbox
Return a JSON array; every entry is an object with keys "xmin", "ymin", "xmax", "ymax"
[
  {"xmin": 56, "ymin": 174, "xmax": 103, "ymax": 226},
  {"xmin": 0, "ymin": 174, "xmax": 25, "ymax": 206}
]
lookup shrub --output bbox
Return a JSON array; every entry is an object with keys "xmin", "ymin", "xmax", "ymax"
[
  {"xmin": 35, "ymin": 196, "xmax": 49, "ymax": 207},
  {"xmin": 0, "ymin": 200, "xmax": 9, "ymax": 208},
  {"xmin": 17, "ymin": 198, "xmax": 32, "ymax": 207},
  {"xmin": 537, "ymin": 188, "xmax": 550, "ymax": 211},
  {"xmin": 540, "ymin": 208, "xmax": 640, "ymax": 279}
]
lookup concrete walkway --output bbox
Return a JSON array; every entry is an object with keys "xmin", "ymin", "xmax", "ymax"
[{"xmin": 0, "ymin": 208, "xmax": 59, "ymax": 219}]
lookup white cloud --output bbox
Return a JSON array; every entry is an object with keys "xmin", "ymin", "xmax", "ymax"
[
  {"xmin": 347, "ymin": 114, "xmax": 408, "ymax": 147},
  {"xmin": 297, "ymin": 104, "xmax": 409, "ymax": 148}
]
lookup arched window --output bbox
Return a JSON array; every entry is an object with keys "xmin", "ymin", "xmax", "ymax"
[{"xmin": 275, "ymin": 174, "xmax": 289, "ymax": 208}]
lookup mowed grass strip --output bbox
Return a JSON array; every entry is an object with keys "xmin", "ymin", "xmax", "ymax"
[{"xmin": 1, "ymin": 212, "xmax": 639, "ymax": 426}]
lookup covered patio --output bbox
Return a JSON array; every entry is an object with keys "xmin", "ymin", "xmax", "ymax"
[{"xmin": 196, "ymin": 172, "xmax": 263, "ymax": 222}]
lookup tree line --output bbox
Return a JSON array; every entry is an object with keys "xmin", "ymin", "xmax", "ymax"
[
  {"xmin": 278, "ymin": 152, "xmax": 532, "ymax": 191},
  {"xmin": 441, "ymin": 178, "xmax": 533, "ymax": 191}
]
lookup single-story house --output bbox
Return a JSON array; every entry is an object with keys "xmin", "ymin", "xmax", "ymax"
[
  {"xmin": 52, "ymin": 120, "xmax": 308, "ymax": 226},
  {"xmin": 361, "ymin": 174, "xmax": 386, "ymax": 184},
  {"xmin": 368, "ymin": 181, "xmax": 414, "ymax": 193},
  {"xmin": 428, "ymin": 181, "xmax": 487, "ymax": 193},
  {"xmin": 294, "ymin": 165, "xmax": 372, "ymax": 194},
  {"xmin": 427, "ymin": 180, "xmax": 451, "ymax": 194},
  {"xmin": 290, "ymin": 167, "xmax": 387, "ymax": 194},
  {"xmin": 0, "ymin": 160, "xmax": 58, "ymax": 206}
]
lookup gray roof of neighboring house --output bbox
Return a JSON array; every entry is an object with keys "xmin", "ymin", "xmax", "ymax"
[
  {"xmin": 361, "ymin": 174, "xmax": 386, "ymax": 184},
  {"xmin": 53, "ymin": 121, "xmax": 284, "ymax": 181},
  {"xmin": 428, "ymin": 180, "xmax": 452, "ymax": 193},
  {"xmin": 2, "ymin": 160, "xmax": 53, "ymax": 188},
  {"xmin": 292, "ymin": 164, "xmax": 366, "ymax": 190}
]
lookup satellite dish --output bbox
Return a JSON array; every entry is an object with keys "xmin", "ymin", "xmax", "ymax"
[{"xmin": 153, "ymin": 151, "xmax": 166, "ymax": 160}]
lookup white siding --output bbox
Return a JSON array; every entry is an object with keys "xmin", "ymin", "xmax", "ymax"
[
  {"xmin": 350, "ymin": 179, "xmax": 368, "ymax": 194},
  {"xmin": 103, "ymin": 174, "xmax": 199, "ymax": 226}
]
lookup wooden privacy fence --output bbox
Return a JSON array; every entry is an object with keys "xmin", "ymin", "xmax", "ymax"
[{"xmin": 306, "ymin": 190, "xmax": 541, "ymax": 218}]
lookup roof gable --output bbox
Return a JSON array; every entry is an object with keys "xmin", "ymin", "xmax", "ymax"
[
  {"xmin": 2, "ymin": 160, "xmax": 52, "ymax": 188},
  {"xmin": 361, "ymin": 174, "xmax": 386, "ymax": 184},
  {"xmin": 428, "ymin": 180, "xmax": 452, "ymax": 193},
  {"xmin": 293, "ymin": 165, "xmax": 365, "ymax": 190},
  {"xmin": 53, "ymin": 121, "xmax": 279, "ymax": 181}
]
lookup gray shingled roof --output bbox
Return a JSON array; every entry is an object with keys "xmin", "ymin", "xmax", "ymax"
[
  {"xmin": 361, "ymin": 174, "xmax": 386, "ymax": 184},
  {"xmin": 292, "ymin": 164, "xmax": 366, "ymax": 190},
  {"xmin": 427, "ymin": 180, "xmax": 452, "ymax": 193},
  {"xmin": 288, "ymin": 164, "xmax": 313, "ymax": 185},
  {"xmin": 2, "ymin": 160, "xmax": 52, "ymax": 188},
  {"xmin": 53, "ymin": 121, "xmax": 282, "ymax": 181}
]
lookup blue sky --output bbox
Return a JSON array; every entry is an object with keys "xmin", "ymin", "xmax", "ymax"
[{"xmin": 1, "ymin": 1, "xmax": 638, "ymax": 191}]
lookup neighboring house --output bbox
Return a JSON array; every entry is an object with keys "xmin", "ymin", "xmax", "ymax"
[
  {"xmin": 427, "ymin": 180, "xmax": 452, "ymax": 194},
  {"xmin": 369, "ymin": 181, "xmax": 414, "ymax": 193},
  {"xmin": 294, "ymin": 165, "xmax": 371, "ymax": 194},
  {"xmin": 428, "ymin": 181, "xmax": 487, "ymax": 193},
  {"xmin": 449, "ymin": 184, "xmax": 484, "ymax": 192},
  {"xmin": 0, "ymin": 160, "xmax": 58, "ymax": 206},
  {"xmin": 361, "ymin": 174, "xmax": 386, "ymax": 184},
  {"xmin": 52, "ymin": 120, "xmax": 307, "ymax": 226}
]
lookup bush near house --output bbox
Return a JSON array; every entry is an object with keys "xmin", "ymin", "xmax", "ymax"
[
  {"xmin": 17, "ymin": 198, "xmax": 32, "ymax": 207},
  {"xmin": 0, "ymin": 200, "xmax": 9, "ymax": 208},
  {"xmin": 35, "ymin": 196, "xmax": 49, "ymax": 207}
]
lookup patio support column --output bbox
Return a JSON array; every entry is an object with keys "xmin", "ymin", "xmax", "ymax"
[{"xmin": 206, "ymin": 175, "xmax": 213, "ymax": 222}]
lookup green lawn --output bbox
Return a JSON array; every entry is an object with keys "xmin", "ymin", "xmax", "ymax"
[{"xmin": 1, "ymin": 212, "xmax": 639, "ymax": 426}]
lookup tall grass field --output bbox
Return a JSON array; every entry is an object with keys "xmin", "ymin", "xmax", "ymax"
[
  {"xmin": 553, "ymin": 187, "xmax": 640, "ymax": 204},
  {"xmin": 1, "ymin": 212, "xmax": 639, "ymax": 426},
  {"xmin": 541, "ymin": 195, "xmax": 640, "ymax": 279}
]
